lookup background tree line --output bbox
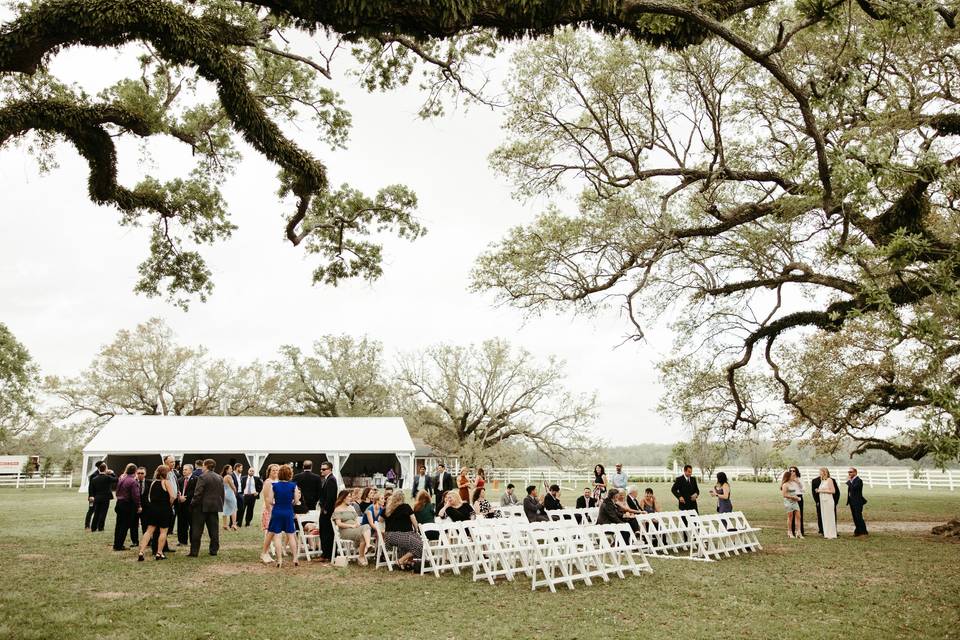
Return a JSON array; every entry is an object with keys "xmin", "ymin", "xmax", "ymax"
[{"xmin": 0, "ymin": 318, "xmax": 597, "ymax": 471}]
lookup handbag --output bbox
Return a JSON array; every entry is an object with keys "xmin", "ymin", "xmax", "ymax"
[{"xmin": 332, "ymin": 555, "xmax": 348, "ymax": 568}]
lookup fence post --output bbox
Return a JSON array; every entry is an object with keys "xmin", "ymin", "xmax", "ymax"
[
  {"xmin": 887, "ymin": 470, "xmax": 892, "ymax": 489},
  {"xmin": 15, "ymin": 472, "xmax": 21, "ymax": 489},
  {"xmin": 926, "ymin": 471, "xmax": 932, "ymax": 490},
  {"xmin": 42, "ymin": 474, "xmax": 47, "ymax": 488},
  {"xmin": 905, "ymin": 471, "xmax": 910, "ymax": 489},
  {"xmin": 69, "ymin": 473, "xmax": 74, "ymax": 489},
  {"xmin": 949, "ymin": 470, "xmax": 955, "ymax": 491}
]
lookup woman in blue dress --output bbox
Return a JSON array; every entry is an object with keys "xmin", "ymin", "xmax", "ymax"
[
  {"xmin": 260, "ymin": 465, "xmax": 301, "ymax": 567},
  {"xmin": 221, "ymin": 464, "xmax": 238, "ymax": 531}
]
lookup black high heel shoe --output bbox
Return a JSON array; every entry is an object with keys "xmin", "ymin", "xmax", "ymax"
[
  {"xmin": 138, "ymin": 552, "xmax": 144, "ymax": 562},
  {"xmin": 155, "ymin": 553, "xmax": 166, "ymax": 560}
]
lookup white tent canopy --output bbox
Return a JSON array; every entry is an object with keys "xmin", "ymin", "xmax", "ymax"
[{"xmin": 80, "ymin": 416, "xmax": 416, "ymax": 492}]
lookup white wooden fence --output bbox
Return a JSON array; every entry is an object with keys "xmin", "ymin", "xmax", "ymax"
[
  {"xmin": 0, "ymin": 473, "xmax": 74, "ymax": 489},
  {"xmin": 483, "ymin": 466, "xmax": 958, "ymax": 491}
]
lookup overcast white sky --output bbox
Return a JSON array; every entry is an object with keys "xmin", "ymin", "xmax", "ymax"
[{"xmin": 0, "ymin": 36, "xmax": 685, "ymax": 445}]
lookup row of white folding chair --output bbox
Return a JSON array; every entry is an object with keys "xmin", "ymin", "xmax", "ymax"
[
  {"xmin": 527, "ymin": 522, "xmax": 630, "ymax": 592},
  {"xmin": 689, "ymin": 512, "xmax": 762, "ymax": 561},
  {"xmin": 498, "ymin": 505, "xmax": 524, "ymax": 518},
  {"xmin": 295, "ymin": 511, "xmax": 321, "ymax": 562},
  {"xmin": 633, "ymin": 510, "xmax": 699, "ymax": 556},
  {"xmin": 472, "ymin": 520, "xmax": 653, "ymax": 591},
  {"xmin": 547, "ymin": 507, "xmax": 598, "ymax": 524}
]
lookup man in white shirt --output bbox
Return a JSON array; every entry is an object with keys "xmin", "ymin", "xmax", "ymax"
[{"xmin": 611, "ymin": 464, "xmax": 629, "ymax": 491}]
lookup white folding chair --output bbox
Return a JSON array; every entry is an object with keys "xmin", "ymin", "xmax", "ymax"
[{"xmin": 295, "ymin": 511, "xmax": 321, "ymax": 562}]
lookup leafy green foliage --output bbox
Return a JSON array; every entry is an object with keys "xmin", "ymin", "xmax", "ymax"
[
  {"xmin": 0, "ymin": 323, "xmax": 38, "ymax": 449},
  {"xmin": 473, "ymin": 17, "xmax": 960, "ymax": 463}
]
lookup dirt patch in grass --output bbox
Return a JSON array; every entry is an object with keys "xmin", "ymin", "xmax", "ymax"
[
  {"xmin": 837, "ymin": 521, "xmax": 938, "ymax": 534},
  {"xmin": 91, "ymin": 592, "xmax": 133, "ymax": 600},
  {"xmin": 16, "ymin": 554, "xmax": 46, "ymax": 560}
]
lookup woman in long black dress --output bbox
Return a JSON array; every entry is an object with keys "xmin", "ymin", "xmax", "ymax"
[
  {"xmin": 592, "ymin": 464, "xmax": 607, "ymax": 502},
  {"xmin": 138, "ymin": 465, "xmax": 174, "ymax": 561}
]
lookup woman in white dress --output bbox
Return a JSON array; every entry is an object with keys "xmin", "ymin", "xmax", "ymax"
[{"xmin": 815, "ymin": 467, "xmax": 838, "ymax": 539}]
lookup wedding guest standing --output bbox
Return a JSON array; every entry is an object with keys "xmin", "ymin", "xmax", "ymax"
[
  {"xmin": 611, "ymin": 464, "xmax": 628, "ymax": 491},
  {"xmin": 138, "ymin": 465, "xmax": 174, "ymax": 561},
  {"xmin": 846, "ymin": 467, "xmax": 868, "ymax": 536},
  {"xmin": 710, "ymin": 472, "xmax": 733, "ymax": 513},
  {"xmin": 434, "ymin": 463, "xmax": 454, "ymax": 512},
  {"xmin": 781, "ymin": 470, "xmax": 802, "ymax": 539},
  {"xmin": 410, "ymin": 466, "xmax": 432, "ymax": 498},
  {"xmin": 671, "ymin": 465, "xmax": 700, "ymax": 513},
  {"xmin": 221, "ymin": 465, "xmax": 238, "ymax": 531},
  {"xmin": 475, "ymin": 468, "xmax": 487, "ymax": 492},
  {"xmin": 814, "ymin": 468, "xmax": 838, "ymax": 539},
  {"xmin": 178, "ymin": 464, "xmax": 196, "ymax": 546},
  {"xmin": 260, "ymin": 464, "xmax": 301, "ymax": 567},
  {"xmin": 241, "ymin": 466, "xmax": 262, "ymax": 527},
  {"xmin": 318, "ymin": 460, "xmax": 339, "ymax": 561},
  {"xmin": 260, "ymin": 464, "xmax": 280, "ymax": 556},
  {"xmin": 592, "ymin": 465, "xmax": 607, "ymax": 502},
  {"xmin": 84, "ymin": 460, "xmax": 104, "ymax": 530},
  {"xmin": 88, "ymin": 463, "xmax": 116, "ymax": 532},
  {"xmin": 293, "ymin": 460, "xmax": 322, "ymax": 514},
  {"xmin": 788, "ymin": 466, "xmax": 805, "ymax": 536},
  {"xmin": 189, "ymin": 459, "xmax": 224, "ymax": 557},
  {"xmin": 457, "ymin": 467, "xmax": 471, "ymax": 503},
  {"xmin": 113, "ymin": 463, "xmax": 141, "ymax": 551}
]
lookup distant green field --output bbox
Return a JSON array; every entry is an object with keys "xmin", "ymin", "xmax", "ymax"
[{"xmin": 0, "ymin": 483, "xmax": 958, "ymax": 640}]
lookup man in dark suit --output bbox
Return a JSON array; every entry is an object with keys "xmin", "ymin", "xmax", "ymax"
[
  {"xmin": 523, "ymin": 485, "xmax": 549, "ymax": 522},
  {"xmin": 575, "ymin": 487, "xmax": 597, "ymax": 510},
  {"xmin": 130, "ymin": 467, "xmax": 147, "ymax": 547},
  {"xmin": 434, "ymin": 463, "xmax": 454, "ymax": 513},
  {"xmin": 88, "ymin": 463, "xmax": 116, "ymax": 532},
  {"xmin": 175, "ymin": 464, "xmax": 194, "ymax": 545},
  {"xmin": 232, "ymin": 463, "xmax": 245, "ymax": 525},
  {"xmin": 189, "ymin": 459, "xmax": 224, "ymax": 556},
  {"xmin": 83, "ymin": 460, "xmax": 103, "ymax": 530},
  {"xmin": 293, "ymin": 460, "xmax": 323, "ymax": 515},
  {"xmin": 811, "ymin": 470, "xmax": 841, "ymax": 536},
  {"xmin": 846, "ymin": 467, "xmax": 868, "ymax": 536},
  {"xmin": 318, "ymin": 461, "xmax": 339, "ymax": 561},
  {"xmin": 543, "ymin": 484, "xmax": 563, "ymax": 511},
  {"xmin": 240, "ymin": 467, "xmax": 263, "ymax": 526},
  {"xmin": 670, "ymin": 465, "xmax": 700, "ymax": 513},
  {"xmin": 410, "ymin": 465, "xmax": 433, "ymax": 498}
]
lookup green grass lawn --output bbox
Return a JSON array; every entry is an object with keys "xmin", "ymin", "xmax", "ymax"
[{"xmin": 0, "ymin": 483, "xmax": 958, "ymax": 640}]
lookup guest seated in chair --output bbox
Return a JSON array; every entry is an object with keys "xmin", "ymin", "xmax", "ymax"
[{"xmin": 332, "ymin": 489, "xmax": 370, "ymax": 564}]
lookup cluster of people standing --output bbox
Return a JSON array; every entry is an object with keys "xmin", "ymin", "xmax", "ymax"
[
  {"xmin": 779, "ymin": 465, "xmax": 869, "ymax": 538},
  {"xmin": 85, "ymin": 457, "xmax": 267, "ymax": 559}
]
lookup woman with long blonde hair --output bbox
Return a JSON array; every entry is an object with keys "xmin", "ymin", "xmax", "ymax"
[
  {"xmin": 815, "ymin": 468, "xmax": 838, "ymax": 539},
  {"xmin": 261, "ymin": 464, "xmax": 280, "ymax": 555},
  {"xmin": 382, "ymin": 491, "xmax": 421, "ymax": 569}
]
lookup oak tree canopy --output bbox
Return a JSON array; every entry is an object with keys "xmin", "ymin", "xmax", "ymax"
[{"xmin": 3, "ymin": 0, "xmax": 959, "ymax": 462}]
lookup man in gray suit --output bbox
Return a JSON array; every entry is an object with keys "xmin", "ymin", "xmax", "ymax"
[{"xmin": 188, "ymin": 459, "xmax": 224, "ymax": 557}]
